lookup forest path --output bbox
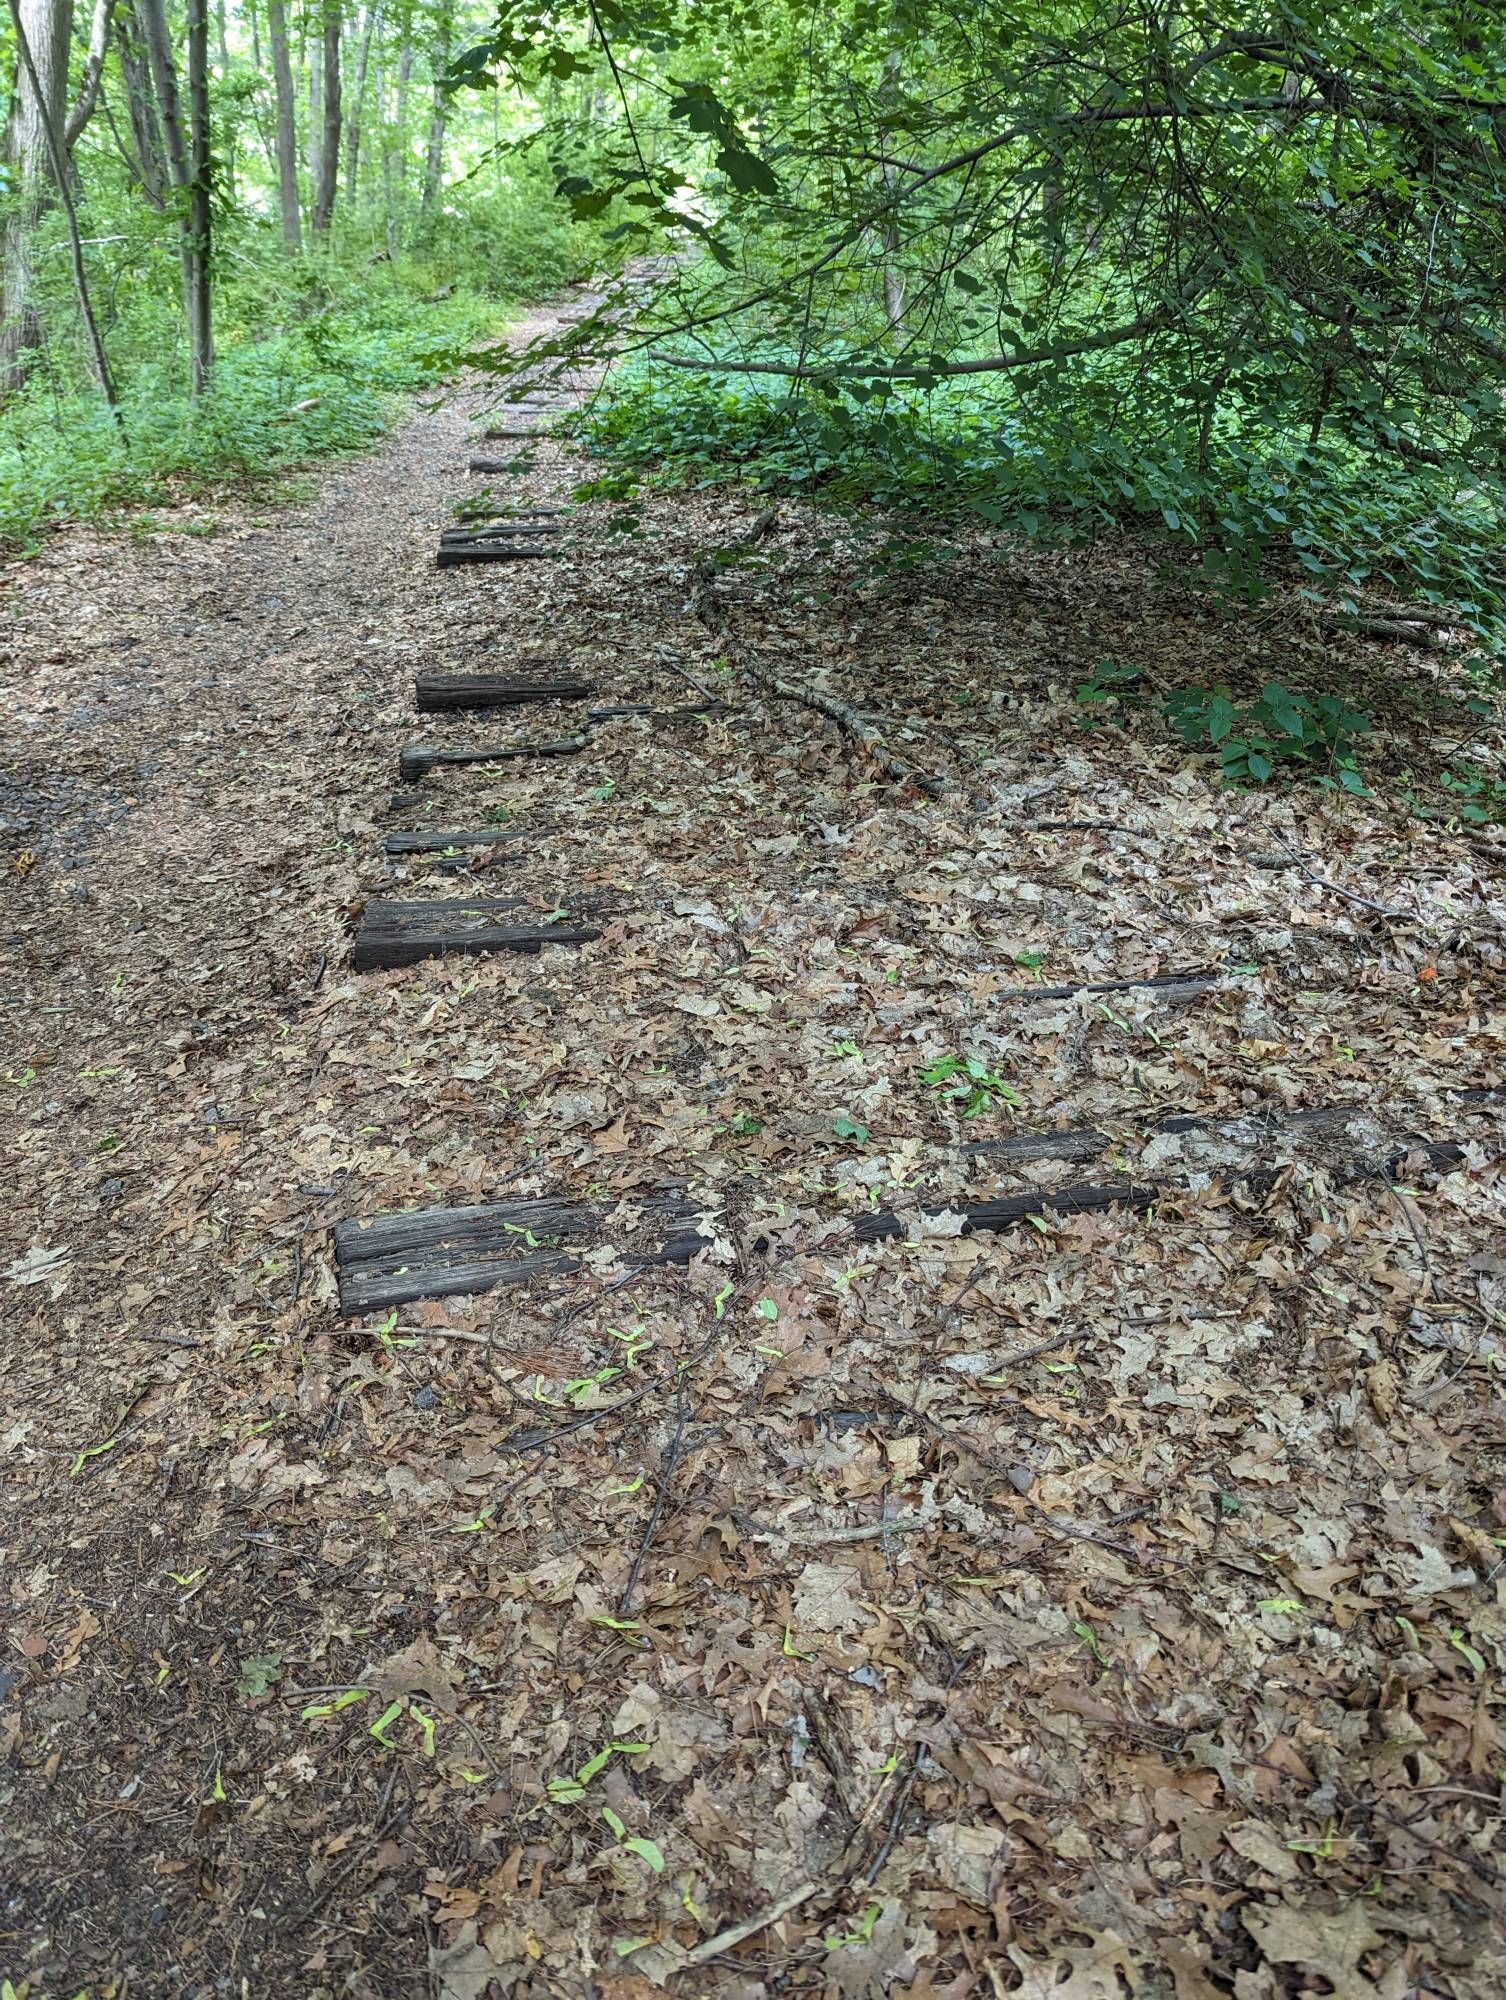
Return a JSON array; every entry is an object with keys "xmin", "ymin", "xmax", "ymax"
[{"xmin": 4, "ymin": 300, "xmax": 1505, "ymax": 1997}]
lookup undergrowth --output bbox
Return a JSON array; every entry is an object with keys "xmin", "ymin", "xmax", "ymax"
[
  {"xmin": 577, "ymin": 363, "xmax": 1506, "ymax": 655},
  {"xmin": 0, "ymin": 289, "xmax": 495, "ymax": 548}
]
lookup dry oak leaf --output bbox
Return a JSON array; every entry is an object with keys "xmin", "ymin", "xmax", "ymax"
[
  {"xmin": 1005, "ymin": 1931, "xmax": 1139, "ymax": 1998},
  {"xmin": 1241, "ymin": 1899, "xmax": 1390, "ymax": 2000},
  {"xmin": 793, "ymin": 1559, "xmax": 867, "ymax": 1632}
]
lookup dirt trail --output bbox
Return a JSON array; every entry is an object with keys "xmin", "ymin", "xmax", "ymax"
[{"xmin": 4, "ymin": 299, "xmax": 1505, "ymax": 1999}]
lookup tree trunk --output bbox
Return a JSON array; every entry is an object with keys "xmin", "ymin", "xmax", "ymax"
[
  {"xmin": 387, "ymin": 30, "xmax": 413, "ymax": 252},
  {"xmin": 343, "ymin": 2, "xmax": 377, "ymax": 202},
  {"xmin": 135, "ymin": 0, "xmax": 190, "ymax": 185},
  {"xmin": 4, "ymin": 0, "xmax": 121, "ymax": 414},
  {"xmin": 64, "ymin": 0, "xmax": 115, "ymax": 150},
  {"xmin": 0, "ymin": 0, "xmax": 74, "ymax": 389},
  {"xmin": 306, "ymin": 28, "xmax": 321, "ymax": 192},
  {"xmin": 112, "ymin": 9, "xmax": 167, "ymax": 204},
  {"xmin": 878, "ymin": 25, "xmax": 905, "ymax": 334},
  {"xmin": 311, "ymin": 0, "xmax": 342, "ymax": 232},
  {"xmin": 185, "ymin": 0, "xmax": 213, "ymax": 394},
  {"xmin": 418, "ymin": 1, "xmax": 451, "ymax": 226},
  {"xmin": 265, "ymin": 0, "xmax": 302, "ymax": 248}
]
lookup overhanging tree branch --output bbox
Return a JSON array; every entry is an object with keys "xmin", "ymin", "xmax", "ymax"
[{"xmin": 650, "ymin": 304, "xmax": 1186, "ymax": 381}]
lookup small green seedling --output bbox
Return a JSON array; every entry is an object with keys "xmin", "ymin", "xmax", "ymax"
[{"xmin": 920, "ymin": 1053, "xmax": 1020, "ymax": 1118}]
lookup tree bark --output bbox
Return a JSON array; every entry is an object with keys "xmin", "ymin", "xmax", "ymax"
[
  {"xmin": 311, "ymin": 0, "xmax": 342, "ymax": 232},
  {"xmin": 265, "ymin": 0, "xmax": 302, "ymax": 247},
  {"xmin": 418, "ymin": 0, "xmax": 451, "ymax": 226},
  {"xmin": 343, "ymin": 2, "xmax": 377, "ymax": 202},
  {"xmin": 4, "ymin": 0, "xmax": 121, "ymax": 414},
  {"xmin": 135, "ymin": 0, "xmax": 190, "ymax": 184},
  {"xmin": 878, "ymin": 24, "xmax": 906, "ymax": 333},
  {"xmin": 111, "ymin": 8, "xmax": 166, "ymax": 204},
  {"xmin": 1, "ymin": 0, "xmax": 74, "ymax": 388},
  {"xmin": 185, "ymin": 0, "xmax": 213, "ymax": 394},
  {"xmin": 64, "ymin": 0, "xmax": 115, "ymax": 150},
  {"xmin": 386, "ymin": 28, "xmax": 413, "ymax": 251}
]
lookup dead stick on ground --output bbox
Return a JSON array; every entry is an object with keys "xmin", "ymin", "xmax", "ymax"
[
  {"xmin": 619, "ymin": 1367, "xmax": 691, "ymax": 1615},
  {"xmin": 740, "ymin": 657, "xmax": 953, "ymax": 800},
  {"xmin": 1271, "ymin": 831, "xmax": 1411, "ymax": 923}
]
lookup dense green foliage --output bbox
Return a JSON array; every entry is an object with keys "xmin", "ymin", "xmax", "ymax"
[
  {"xmin": 455, "ymin": 0, "xmax": 1506, "ymax": 646},
  {"xmin": 0, "ymin": 1, "xmax": 594, "ymax": 544}
]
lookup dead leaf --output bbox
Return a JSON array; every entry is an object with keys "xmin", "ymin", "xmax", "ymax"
[{"xmin": 1242, "ymin": 1898, "xmax": 1388, "ymax": 2000}]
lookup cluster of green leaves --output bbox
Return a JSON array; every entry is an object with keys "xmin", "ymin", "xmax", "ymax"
[
  {"xmin": 920, "ymin": 1053, "xmax": 1019, "ymax": 1118},
  {"xmin": 1075, "ymin": 661, "xmax": 1373, "ymax": 790},
  {"xmin": 1164, "ymin": 682, "xmax": 1372, "ymax": 792},
  {"xmin": 1437, "ymin": 766, "xmax": 1506, "ymax": 827}
]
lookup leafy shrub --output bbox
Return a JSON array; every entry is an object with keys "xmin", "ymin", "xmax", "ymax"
[
  {"xmin": 1437, "ymin": 766, "xmax": 1506, "ymax": 826},
  {"xmin": 1074, "ymin": 659, "xmax": 1144, "ymax": 713},
  {"xmin": 578, "ymin": 360, "xmax": 1506, "ymax": 655},
  {"xmin": 1164, "ymin": 682, "xmax": 1372, "ymax": 791},
  {"xmin": 0, "ymin": 291, "xmax": 494, "ymax": 548}
]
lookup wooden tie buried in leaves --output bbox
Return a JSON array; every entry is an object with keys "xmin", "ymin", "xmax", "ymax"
[
  {"xmin": 334, "ymin": 1094, "xmax": 1503, "ymax": 1309},
  {"xmin": 352, "ymin": 898, "xmax": 601, "ymax": 970},
  {"xmin": 334, "ymin": 1192, "xmax": 713, "ymax": 1312}
]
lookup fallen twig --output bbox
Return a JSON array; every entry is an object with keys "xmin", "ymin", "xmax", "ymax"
[
  {"xmin": 1272, "ymin": 832, "xmax": 1412, "ymax": 922},
  {"xmin": 619, "ymin": 1367, "xmax": 692, "ymax": 1615},
  {"xmin": 740, "ymin": 655, "xmax": 954, "ymax": 800}
]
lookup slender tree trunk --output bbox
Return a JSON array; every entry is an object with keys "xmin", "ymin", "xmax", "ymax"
[
  {"xmin": 311, "ymin": 0, "xmax": 342, "ymax": 233},
  {"xmin": 112, "ymin": 12, "xmax": 164, "ymax": 200},
  {"xmin": 388, "ymin": 31, "xmax": 413, "ymax": 251},
  {"xmin": 307, "ymin": 29, "xmax": 321, "ymax": 193},
  {"xmin": 64, "ymin": 0, "xmax": 115, "ymax": 150},
  {"xmin": 344, "ymin": 2, "xmax": 377, "ymax": 202},
  {"xmin": 265, "ymin": 0, "xmax": 302, "ymax": 248},
  {"xmin": 878, "ymin": 26, "xmax": 906, "ymax": 334},
  {"xmin": 1, "ymin": 0, "xmax": 74, "ymax": 388},
  {"xmin": 113, "ymin": 9, "xmax": 167, "ymax": 204},
  {"xmin": 4, "ymin": 0, "xmax": 121, "ymax": 414},
  {"xmin": 185, "ymin": 0, "xmax": 213, "ymax": 394},
  {"xmin": 136, "ymin": 0, "xmax": 190, "ymax": 184},
  {"xmin": 418, "ymin": 1, "xmax": 451, "ymax": 227}
]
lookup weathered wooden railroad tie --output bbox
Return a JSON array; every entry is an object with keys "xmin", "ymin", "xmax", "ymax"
[
  {"xmin": 335, "ymin": 1093, "xmax": 1502, "ymax": 1308},
  {"xmin": 335, "ymin": 1192, "xmax": 712, "ymax": 1313},
  {"xmin": 384, "ymin": 828, "xmax": 523, "ymax": 856},
  {"xmin": 399, "ymin": 737, "xmax": 588, "ymax": 782},
  {"xmin": 352, "ymin": 896, "xmax": 601, "ymax": 971},
  {"xmin": 415, "ymin": 672, "xmax": 593, "ymax": 712}
]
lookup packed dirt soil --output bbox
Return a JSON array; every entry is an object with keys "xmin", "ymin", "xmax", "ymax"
[{"xmin": 4, "ymin": 297, "xmax": 1505, "ymax": 2000}]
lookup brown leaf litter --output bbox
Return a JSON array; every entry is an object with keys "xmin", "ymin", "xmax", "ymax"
[{"xmin": 2, "ymin": 299, "xmax": 1504, "ymax": 1999}]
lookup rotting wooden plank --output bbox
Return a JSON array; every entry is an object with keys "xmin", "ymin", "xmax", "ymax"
[
  {"xmin": 440, "ymin": 524, "xmax": 562, "ymax": 542},
  {"xmin": 334, "ymin": 1190, "xmax": 711, "ymax": 1313},
  {"xmin": 451, "ymin": 504, "xmax": 565, "ymax": 521},
  {"xmin": 1000, "ymin": 967, "xmax": 1223, "ymax": 1003},
  {"xmin": 385, "ymin": 828, "xmax": 524, "ymax": 855},
  {"xmin": 334, "ymin": 1093, "xmax": 1500, "ymax": 1306},
  {"xmin": 400, "ymin": 738, "xmax": 588, "ymax": 781},
  {"xmin": 437, "ymin": 545, "xmax": 560, "ymax": 567},
  {"xmin": 481, "ymin": 428, "xmax": 549, "ymax": 442},
  {"xmin": 415, "ymin": 673, "xmax": 594, "ymax": 713},
  {"xmin": 353, "ymin": 898, "xmax": 601, "ymax": 971},
  {"xmin": 858, "ymin": 1137, "xmax": 1484, "ymax": 1244},
  {"xmin": 964, "ymin": 1088, "xmax": 1505, "ymax": 1167},
  {"xmin": 469, "ymin": 455, "xmax": 537, "ymax": 474}
]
